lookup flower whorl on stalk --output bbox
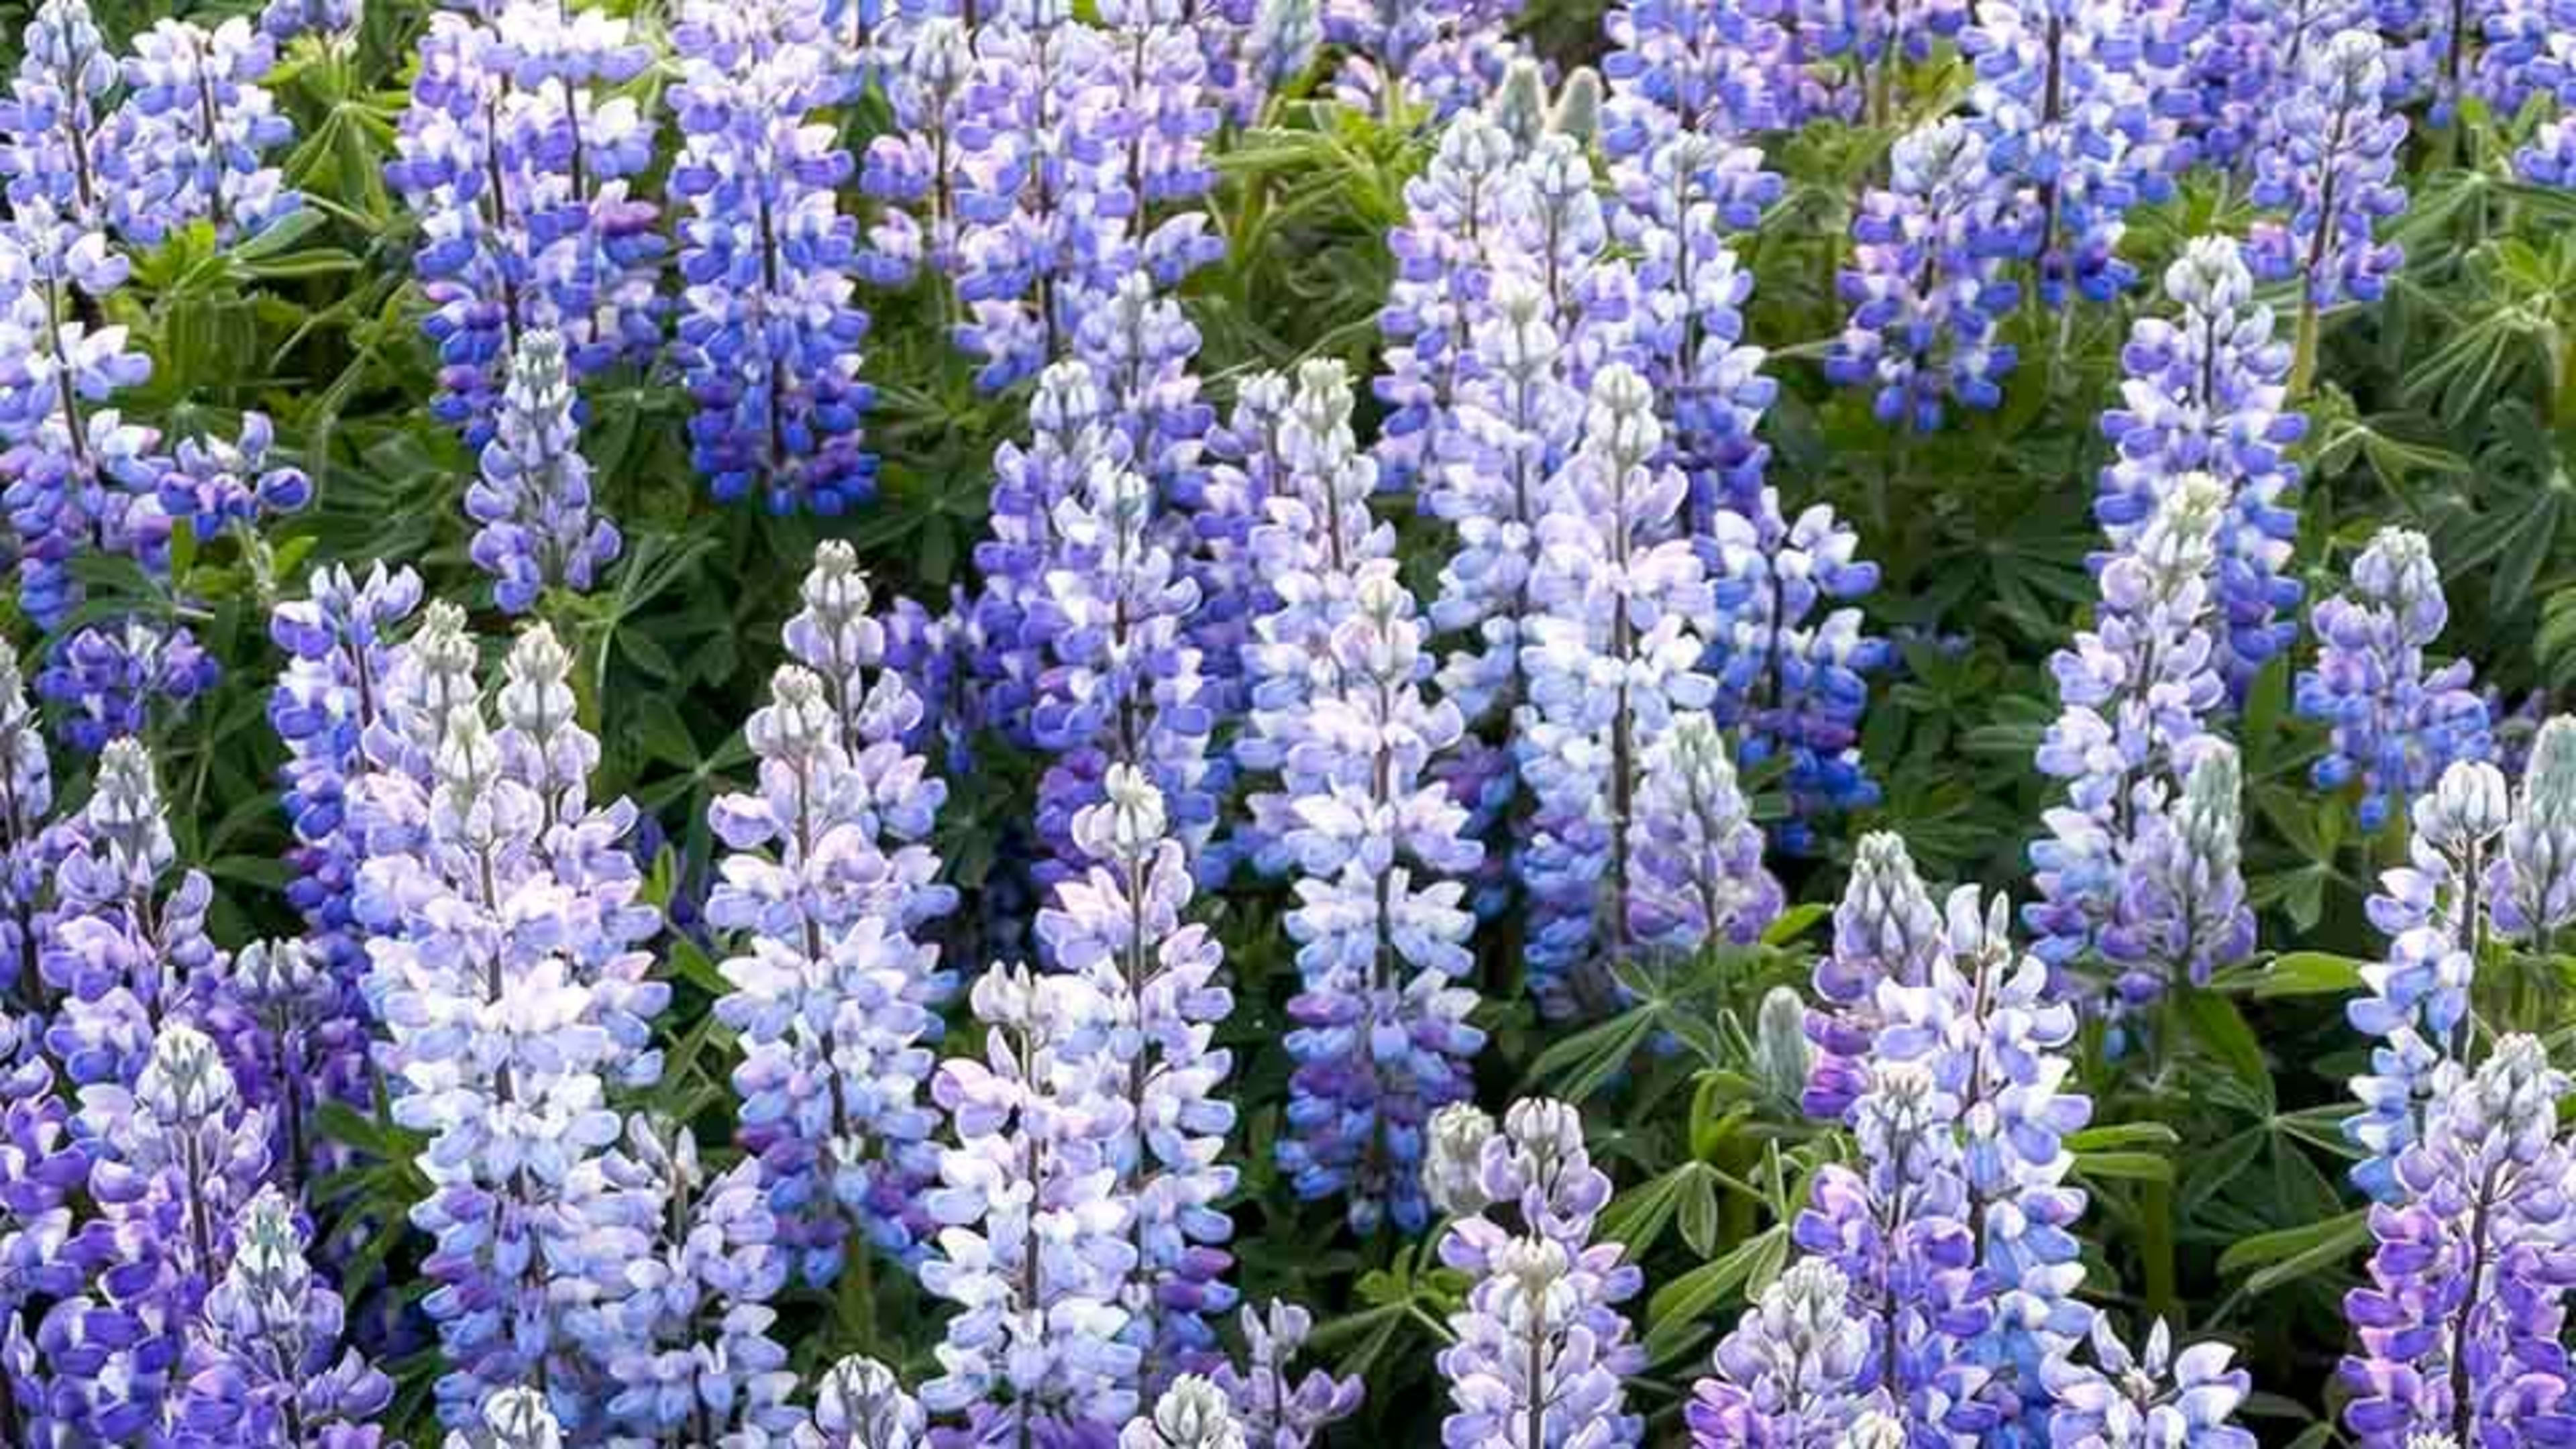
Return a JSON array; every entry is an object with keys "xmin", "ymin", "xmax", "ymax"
[
  {"xmin": 670, "ymin": 0, "xmax": 875, "ymax": 513},
  {"xmin": 1802, "ymin": 830, "xmax": 1945, "ymax": 1123},
  {"xmin": 710, "ymin": 543, "xmax": 957, "ymax": 1274},
  {"xmin": 467, "ymin": 329, "xmax": 620, "ymax": 613},
  {"xmin": 2347, "ymin": 759, "xmax": 2511, "ymax": 1201},
  {"xmin": 1519, "ymin": 362, "xmax": 1778, "ymax": 1018},
  {"xmin": 1270, "ymin": 565, "xmax": 1485, "ymax": 1235},
  {"xmin": 2298, "ymin": 527, "xmax": 2491, "ymax": 835},
  {"xmin": 42, "ymin": 738, "xmax": 219, "ymax": 1091},
  {"xmin": 2248, "ymin": 29, "xmax": 2408, "ymax": 311},
  {"xmin": 2027, "ymin": 472, "xmax": 2248, "ymax": 1007},
  {"xmin": 1436, "ymin": 1099, "xmax": 1645, "ymax": 1448},
  {"xmin": 1684, "ymin": 1258, "xmax": 1872, "ymax": 1446},
  {"xmin": 1038, "ymin": 765, "xmax": 1238, "ymax": 1385},
  {"xmin": 1208, "ymin": 1301, "xmax": 1364, "ymax": 1449},
  {"xmin": 386, "ymin": 0, "xmax": 659, "ymax": 445},
  {"xmin": 120, "ymin": 16, "xmax": 297, "ymax": 239},
  {"xmin": 357, "ymin": 616, "xmax": 667, "ymax": 1427},
  {"xmin": 2494, "ymin": 714, "xmax": 2576, "ymax": 948},
  {"xmin": 2100, "ymin": 237, "xmax": 2307, "ymax": 694},
  {"xmin": 1829, "ymin": 117, "xmax": 2023, "ymax": 433},
  {"xmin": 181, "ymin": 1183, "xmax": 396, "ymax": 1445},
  {"xmin": 2341, "ymin": 1034, "xmax": 2576, "ymax": 1446},
  {"xmin": 918, "ymin": 963, "xmax": 1140, "ymax": 1442}
]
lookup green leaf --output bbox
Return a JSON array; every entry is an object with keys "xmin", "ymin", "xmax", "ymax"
[
  {"xmin": 2172, "ymin": 987, "xmax": 2275, "ymax": 1116},
  {"xmin": 2216, "ymin": 1210, "xmax": 2372, "ymax": 1296}
]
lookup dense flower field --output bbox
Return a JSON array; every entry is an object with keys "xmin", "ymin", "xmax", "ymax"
[{"xmin": 11, "ymin": 0, "xmax": 2576, "ymax": 1442}]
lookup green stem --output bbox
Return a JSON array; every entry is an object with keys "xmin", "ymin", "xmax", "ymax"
[
  {"xmin": 2288, "ymin": 297, "xmax": 2321, "ymax": 402},
  {"xmin": 837, "ymin": 1238, "xmax": 878, "ymax": 1355},
  {"xmin": 2141, "ymin": 1174, "xmax": 2179, "ymax": 1326}
]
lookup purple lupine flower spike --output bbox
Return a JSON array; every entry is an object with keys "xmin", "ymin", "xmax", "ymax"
[
  {"xmin": 1123, "ymin": 1376, "xmax": 1248, "ymax": 1448},
  {"xmin": 2248, "ymin": 30, "xmax": 2408, "ymax": 321},
  {"xmin": 1267, "ymin": 566, "xmax": 1485, "ymax": 1234},
  {"xmin": 120, "ymin": 17, "xmax": 299, "ymax": 239},
  {"xmin": 2041, "ymin": 1316, "xmax": 2259, "ymax": 1448},
  {"xmin": 2347, "ymin": 760, "xmax": 2511, "ymax": 1201},
  {"xmin": 387, "ymin": 0, "xmax": 661, "ymax": 445},
  {"xmin": 2027, "ymin": 472, "xmax": 2235, "ymax": 1006},
  {"xmin": 810, "ymin": 1354, "xmax": 929, "ymax": 1446},
  {"xmin": 1829, "ymin": 116, "xmax": 2023, "ymax": 433},
  {"xmin": 1324, "ymin": 0, "xmax": 1527, "ymax": 121},
  {"xmin": 710, "ymin": 551, "xmax": 958, "ymax": 1273},
  {"xmin": 181, "ymin": 1184, "xmax": 396, "ymax": 1445},
  {"xmin": 2492, "ymin": 716, "xmax": 2576, "ymax": 949},
  {"xmin": 670, "ymin": 0, "xmax": 875, "ymax": 513},
  {"xmin": 0, "ymin": 644, "xmax": 55, "ymax": 1011},
  {"xmin": 1803, "ymin": 830, "xmax": 1945, "ymax": 1123},
  {"xmin": 1685, "ymin": 1258, "xmax": 1872, "ymax": 1445},
  {"xmin": 918, "ymin": 963, "xmax": 1141, "ymax": 1441},
  {"xmin": 1436, "ymin": 1099, "xmax": 1644, "ymax": 1448},
  {"xmin": 2100, "ymin": 236, "xmax": 2307, "ymax": 693},
  {"xmin": 42, "ymin": 738, "xmax": 220, "ymax": 1090},
  {"xmin": 1521, "ymin": 364, "xmax": 1773, "ymax": 1016},
  {"xmin": 582, "ymin": 1119, "xmax": 802, "ymax": 1441},
  {"xmin": 2299, "ymin": 527, "xmax": 2491, "ymax": 835},
  {"xmin": 2341, "ymin": 1034, "xmax": 2576, "ymax": 1446},
  {"xmin": 1210, "ymin": 1302, "xmax": 1362, "ymax": 1449},
  {"xmin": 1040, "ymin": 765, "xmax": 1238, "ymax": 1386},
  {"xmin": 468, "ymin": 329, "xmax": 620, "ymax": 612},
  {"xmin": 359, "ymin": 618, "xmax": 667, "ymax": 1428}
]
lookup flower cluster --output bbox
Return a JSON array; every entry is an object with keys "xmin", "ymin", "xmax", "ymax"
[
  {"xmin": 1958, "ymin": 0, "xmax": 2174, "ymax": 306},
  {"xmin": 1269, "ymin": 568, "xmax": 1485, "ymax": 1234},
  {"xmin": 2041, "ymin": 1316, "xmax": 2259, "ymax": 1449},
  {"xmin": 2028, "ymin": 472, "xmax": 2251, "ymax": 1007},
  {"xmin": 182, "ymin": 1183, "xmax": 397, "ymax": 1445},
  {"xmin": 0, "ymin": 644, "xmax": 55, "ymax": 1010},
  {"xmin": 2247, "ymin": 29, "xmax": 2408, "ymax": 311},
  {"xmin": 2100, "ymin": 236, "xmax": 2308, "ymax": 692},
  {"xmin": 669, "ymin": 0, "xmax": 874, "ymax": 512},
  {"xmin": 1602, "ymin": 0, "xmax": 1799, "ymax": 144},
  {"xmin": 2342, "ymin": 1034, "xmax": 2576, "ymax": 1446},
  {"xmin": 1802, "ymin": 830, "xmax": 1945, "ymax": 1122},
  {"xmin": 1519, "ymin": 364, "xmax": 1780, "ymax": 1017},
  {"xmin": 1435, "ymin": 1099, "xmax": 1644, "ymax": 1448},
  {"xmin": 1324, "ymin": 0, "xmax": 1527, "ymax": 122},
  {"xmin": 2346, "ymin": 759, "xmax": 2510, "ymax": 1201},
  {"xmin": 1792, "ymin": 0, "xmax": 1967, "ymax": 125},
  {"xmin": 2151, "ymin": 0, "xmax": 2367, "ymax": 174},
  {"xmin": 918, "ymin": 963, "xmax": 1140, "ymax": 1441},
  {"xmin": 1829, "ymin": 117, "xmax": 2023, "ymax": 433},
  {"xmin": 355, "ymin": 614, "xmax": 668, "ymax": 1427},
  {"xmin": 1036, "ymin": 765, "xmax": 1239, "ymax": 1383},
  {"xmin": 121, "ymin": 16, "xmax": 297, "ymax": 239},
  {"xmin": 709, "ymin": 542, "xmax": 957, "ymax": 1275},
  {"xmin": 42, "ymin": 738, "xmax": 219, "ymax": 1091},
  {"xmin": 1709, "ymin": 882, "xmax": 2149, "ymax": 1444},
  {"xmin": 1208, "ymin": 1301, "xmax": 1364, "ymax": 1449},
  {"xmin": 2298, "ymin": 527, "xmax": 2491, "ymax": 835},
  {"xmin": 1020, "ymin": 382, "xmax": 1221, "ymax": 883},
  {"xmin": 467, "ymin": 329, "xmax": 621, "ymax": 612},
  {"xmin": 387, "ymin": 0, "xmax": 659, "ymax": 444}
]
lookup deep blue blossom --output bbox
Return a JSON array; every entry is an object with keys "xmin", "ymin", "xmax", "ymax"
[
  {"xmin": 2299, "ymin": 527, "xmax": 2492, "ymax": 835},
  {"xmin": 1602, "ymin": 0, "xmax": 1800, "ymax": 144},
  {"xmin": 1828, "ymin": 117, "xmax": 2023, "ymax": 433},
  {"xmin": 1959, "ymin": 0, "xmax": 2175, "ymax": 305},
  {"xmin": 1791, "ymin": 0, "xmax": 1968, "ymax": 124},
  {"xmin": 2101, "ymin": 237, "xmax": 2307, "ymax": 692},
  {"xmin": 387, "ymin": 3, "xmax": 661, "ymax": 445},
  {"xmin": 670, "ymin": 0, "xmax": 875, "ymax": 513}
]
